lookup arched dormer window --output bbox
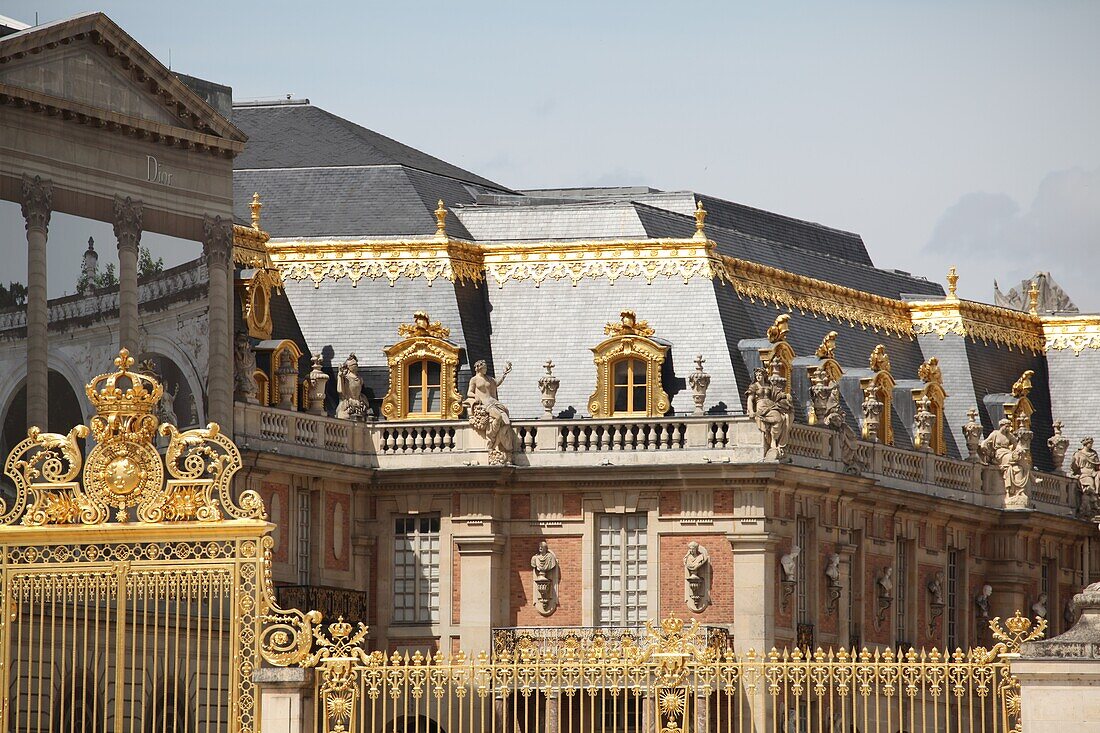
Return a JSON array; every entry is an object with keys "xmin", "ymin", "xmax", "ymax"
[
  {"xmin": 913, "ymin": 357, "xmax": 949, "ymax": 455},
  {"xmin": 269, "ymin": 340, "xmax": 303, "ymax": 410},
  {"xmin": 381, "ymin": 312, "xmax": 463, "ymax": 420},
  {"xmin": 588, "ymin": 311, "xmax": 670, "ymax": 418},
  {"xmin": 860, "ymin": 344, "xmax": 895, "ymax": 445},
  {"xmin": 253, "ymin": 369, "xmax": 270, "ymax": 406}
]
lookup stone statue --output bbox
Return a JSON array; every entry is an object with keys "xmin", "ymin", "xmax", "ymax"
[
  {"xmin": 780, "ymin": 545, "xmax": 801, "ymax": 583},
  {"xmin": 913, "ymin": 395, "xmax": 935, "ymax": 452},
  {"xmin": 276, "ymin": 350, "xmax": 298, "ymax": 410},
  {"xmin": 1072, "ymin": 438, "xmax": 1100, "ymax": 518},
  {"xmin": 683, "ymin": 541, "xmax": 712, "ymax": 612},
  {"xmin": 975, "ymin": 584, "xmax": 992, "ymax": 620},
  {"xmin": 877, "ymin": 566, "xmax": 894, "ymax": 600},
  {"xmin": 159, "ymin": 382, "xmax": 180, "ymax": 427},
  {"xmin": 336, "ymin": 353, "xmax": 367, "ymax": 421},
  {"xmin": 1032, "ymin": 593, "xmax": 1048, "ymax": 620},
  {"xmin": 1049, "ymin": 421, "xmax": 1070, "ymax": 473},
  {"xmin": 825, "ymin": 553, "xmax": 841, "ymax": 587},
  {"xmin": 980, "ymin": 419, "xmax": 1031, "ymax": 508},
  {"xmin": 861, "ymin": 384, "xmax": 883, "ymax": 443},
  {"xmin": 466, "ymin": 359, "xmax": 513, "ymax": 465},
  {"xmin": 530, "ymin": 541, "xmax": 559, "ymax": 616},
  {"xmin": 963, "ymin": 409, "xmax": 984, "ymax": 462},
  {"xmin": 927, "ymin": 571, "xmax": 945, "ymax": 606},
  {"xmin": 746, "ymin": 364, "xmax": 792, "ymax": 461},
  {"xmin": 1064, "ymin": 599, "xmax": 1076, "ymax": 629},
  {"xmin": 233, "ymin": 330, "xmax": 259, "ymax": 404}
]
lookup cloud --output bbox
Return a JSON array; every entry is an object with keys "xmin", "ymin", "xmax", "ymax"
[{"xmin": 923, "ymin": 167, "xmax": 1100, "ymax": 311}]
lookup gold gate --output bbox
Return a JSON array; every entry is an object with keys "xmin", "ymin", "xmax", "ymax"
[{"xmin": 0, "ymin": 349, "xmax": 284, "ymax": 732}]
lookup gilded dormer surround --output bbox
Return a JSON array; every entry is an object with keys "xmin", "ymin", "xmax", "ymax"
[
  {"xmin": 912, "ymin": 357, "xmax": 948, "ymax": 455},
  {"xmin": 861, "ymin": 344, "xmax": 895, "ymax": 445},
  {"xmin": 588, "ymin": 311, "xmax": 670, "ymax": 418},
  {"xmin": 381, "ymin": 312, "xmax": 464, "ymax": 420}
]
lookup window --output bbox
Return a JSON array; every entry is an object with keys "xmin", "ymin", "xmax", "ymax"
[
  {"xmin": 947, "ymin": 548, "xmax": 959, "ymax": 650},
  {"xmin": 895, "ymin": 538, "xmax": 911, "ymax": 647},
  {"xmin": 611, "ymin": 358, "xmax": 648, "ymax": 415},
  {"xmin": 406, "ymin": 359, "xmax": 443, "ymax": 417},
  {"xmin": 849, "ymin": 531, "xmax": 862, "ymax": 649},
  {"xmin": 796, "ymin": 517, "xmax": 812, "ymax": 624},
  {"xmin": 393, "ymin": 515, "xmax": 441, "ymax": 623},
  {"xmin": 597, "ymin": 514, "xmax": 648, "ymax": 625},
  {"xmin": 1042, "ymin": 556, "xmax": 1056, "ymax": 633},
  {"xmin": 296, "ymin": 490, "xmax": 311, "ymax": 585}
]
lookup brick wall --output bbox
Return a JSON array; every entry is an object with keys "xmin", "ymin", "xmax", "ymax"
[
  {"xmin": 563, "ymin": 494, "xmax": 581, "ymax": 518},
  {"xmin": 659, "ymin": 492, "xmax": 680, "ymax": 516},
  {"xmin": 511, "ymin": 493, "xmax": 530, "ymax": 520},
  {"xmin": 258, "ymin": 481, "xmax": 290, "ymax": 563},
  {"xmin": 658, "ymin": 534, "xmax": 734, "ymax": 623},
  {"xmin": 509, "ymin": 535, "xmax": 582, "ymax": 625}
]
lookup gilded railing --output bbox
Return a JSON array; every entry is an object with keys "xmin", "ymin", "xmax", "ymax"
[{"xmin": 262, "ymin": 612, "xmax": 1045, "ymax": 733}]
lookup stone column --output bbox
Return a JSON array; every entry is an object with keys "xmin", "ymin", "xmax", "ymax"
[
  {"xmin": 113, "ymin": 195, "xmax": 143, "ymax": 353},
  {"xmin": 253, "ymin": 667, "xmax": 314, "ymax": 733},
  {"xmin": 203, "ymin": 215, "xmax": 234, "ymax": 431},
  {"xmin": 728, "ymin": 529, "xmax": 778, "ymax": 733},
  {"xmin": 20, "ymin": 175, "xmax": 51, "ymax": 431},
  {"xmin": 454, "ymin": 535, "xmax": 504, "ymax": 652}
]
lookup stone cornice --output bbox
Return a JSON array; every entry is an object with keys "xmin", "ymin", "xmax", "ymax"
[{"xmin": 233, "ymin": 224, "xmax": 273, "ymax": 269}]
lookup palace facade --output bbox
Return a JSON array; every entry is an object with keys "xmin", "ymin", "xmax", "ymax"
[{"xmin": 2, "ymin": 12, "xmax": 1100, "ymax": 663}]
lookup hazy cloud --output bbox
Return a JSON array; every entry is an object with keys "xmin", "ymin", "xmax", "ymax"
[{"xmin": 923, "ymin": 167, "xmax": 1100, "ymax": 311}]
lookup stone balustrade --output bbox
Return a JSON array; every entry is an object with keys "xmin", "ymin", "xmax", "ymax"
[{"xmin": 233, "ymin": 402, "xmax": 1080, "ymax": 516}]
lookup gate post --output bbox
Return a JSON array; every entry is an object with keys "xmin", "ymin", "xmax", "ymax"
[
  {"xmin": 254, "ymin": 667, "xmax": 315, "ymax": 733},
  {"xmin": 1016, "ymin": 587, "xmax": 1100, "ymax": 731}
]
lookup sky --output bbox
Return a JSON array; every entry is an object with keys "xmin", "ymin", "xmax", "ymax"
[{"xmin": 1, "ymin": 0, "xmax": 1098, "ymax": 309}]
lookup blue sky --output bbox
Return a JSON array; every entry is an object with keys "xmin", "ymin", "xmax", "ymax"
[{"xmin": 2, "ymin": 0, "xmax": 1098, "ymax": 309}]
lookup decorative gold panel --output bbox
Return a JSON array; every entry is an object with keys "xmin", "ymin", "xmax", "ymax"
[
  {"xmin": 381, "ymin": 312, "xmax": 464, "ymax": 420},
  {"xmin": 588, "ymin": 311, "xmax": 670, "ymax": 418},
  {"xmin": 269, "ymin": 339, "xmax": 303, "ymax": 409},
  {"xmin": 912, "ymin": 357, "xmax": 948, "ymax": 455},
  {"xmin": 1043, "ymin": 315, "xmax": 1100, "ymax": 355},
  {"xmin": 860, "ymin": 344, "xmax": 895, "ymax": 444},
  {"xmin": 758, "ymin": 314, "xmax": 795, "ymax": 384},
  {"xmin": 240, "ymin": 267, "xmax": 280, "ymax": 340}
]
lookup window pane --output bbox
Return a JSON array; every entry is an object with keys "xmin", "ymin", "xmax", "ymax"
[
  {"xmin": 408, "ymin": 361, "xmax": 423, "ymax": 383},
  {"xmin": 632, "ymin": 359, "xmax": 646, "ymax": 381},
  {"xmin": 408, "ymin": 387, "xmax": 423, "ymax": 413},
  {"xmin": 426, "ymin": 387, "xmax": 440, "ymax": 412},
  {"xmin": 614, "ymin": 386, "xmax": 629, "ymax": 413},
  {"xmin": 632, "ymin": 386, "xmax": 646, "ymax": 412},
  {"xmin": 427, "ymin": 360, "xmax": 441, "ymax": 384},
  {"xmin": 614, "ymin": 360, "xmax": 629, "ymax": 385}
]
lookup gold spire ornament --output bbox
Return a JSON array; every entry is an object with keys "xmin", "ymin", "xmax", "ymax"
[
  {"xmin": 1011, "ymin": 369, "xmax": 1035, "ymax": 398},
  {"xmin": 693, "ymin": 200, "xmax": 707, "ymax": 240},
  {"xmin": 917, "ymin": 356, "xmax": 942, "ymax": 385},
  {"xmin": 766, "ymin": 314, "xmax": 790, "ymax": 343},
  {"xmin": 604, "ymin": 309, "xmax": 656, "ymax": 337},
  {"xmin": 397, "ymin": 310, "xmax": 450, "ymax": 339},
  {"xmin": 1028, "ymin": 280, "xmax": 1040, "ymax": 315},
  {"xmin": 815, "ymin": 331, "xmax": 838, "ymax": 360},
  {"xmin": 250, "ymin": 192, "xmax": 263, "ymax": 230},
  {"xmin": 946, "ymin": 265, "xmax": 959, "ymax": 301},
  {"xmin": 869, "ymin": 344, "xmax": 892, "ymax": 374},
  {"xmin": 435, "ymin": 199, "xmax": 448, "ymax": 239}
]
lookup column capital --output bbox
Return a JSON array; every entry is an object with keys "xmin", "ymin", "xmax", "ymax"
[
  {"xmin": 112, "ymin": 195, "xmax": 143, "ymax": 253},
  {"xmin": 202, "ymin": 214, "xmax": 234, "ymax": 269},
  {"xmin": 20, "ymin": 174, "xmax": 52, "ymax": 233}
]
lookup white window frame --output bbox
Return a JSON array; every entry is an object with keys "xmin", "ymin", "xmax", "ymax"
[
  {"xmin": 393, "ymin": 514, "xmax": 441, "ymax": 624},
  {"xmin": 597, "ymin": 513, "xmax": 648, "ymax": 625}
]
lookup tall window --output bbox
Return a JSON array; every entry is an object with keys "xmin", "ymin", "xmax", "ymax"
[
  {"xmin": 849, "ymin": 531, "xmax": 862, "ymax": 649},
  {"xmin": 296, "ymin": 490, "xmax": 311, "ymax": 586},
  {"xmin": 946, "ymin": 548, "xmax": 959, "ymax": 650},
  {"xmin": 598, "ymin": 514, "xmax": 648, "ymax": 624},
  {"xmin": 406, "ymin": 359, "xmax": 442, "ymax": 417},
  {"xmin": 1042, "ymin": 556, "xmax": 1056, "ymax": 632},
  {"xmin": 393, "ymin": 515, "xmax": 440, "ymax": 623},
  {"xmin": 895, "ymin": 537, "xmax": 911, "ymax": 647},
  {"xmin": 796, "ymin": 517, "xmax": 812, "ymax": 624},
  {"xmin": 611, "ymin": 358, "xmax": 647, "ymax": 415}
]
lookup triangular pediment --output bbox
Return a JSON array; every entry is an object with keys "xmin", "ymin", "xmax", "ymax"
[{"xmin": 0, "ymin": 13, "xmax": 244, "ymax": 143}]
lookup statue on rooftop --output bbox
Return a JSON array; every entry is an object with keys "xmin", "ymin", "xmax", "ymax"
[
  {"xmin": 466, "ymin": 359, "xmax": 513, "ymax": 465},
  {"xmin": 1071, "ymin": 437, "xmax": 1100, "ymax": 518},
  {"xmin": 980, "ymin": 418, "xmax": 1031, "ymax": 508},
  {"xmin": 746, "ymin": 363, "xmax": 792, "ymax": 461},
  {"xmin": 336, "ymin": 353, "xmax": 367, "ymax": 421},
  {"xmin": 963, "ymin": 409, "xmax": 984, "ymax": 463},
  {"xmin": 233, "ymin": 330, "xmax": 259, "ymax": 404}
]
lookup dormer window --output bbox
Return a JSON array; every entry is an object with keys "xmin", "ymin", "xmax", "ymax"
[
  {"xmin": 588, "ymin": 311, "xmax": 670, "ymax": 419},
  {"xmin": 381, "ymin": 312, "xmax": 463, "ymax": 421}
]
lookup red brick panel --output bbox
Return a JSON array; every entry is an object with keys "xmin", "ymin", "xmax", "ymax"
[
  {"xmin": 511, "ymin": 493, "xmax": 531, "ymax": 520},
  {"xmin": 258, "ymin": 481, "xmax": 290, "ymax": 563},
  {"xmin": 563, "ymin": 494, "xmax": 581, "ymax": 518},
  {"xmin": 323, "ymin": 491, "xmax": 351, "ymax": 571},
  {"xmin": 713, "ymin": 490, "xmax": 733, "ymax": 514},
  {"xmin": 658, "ymin": 534, "xmax": 734, "ymax": 623},
  {"xmin": 659, "ymin": 492, "xmax": 680, "ymax": 516},
  {"xmin": 509, "ymin": 535, "xmax": 582, "ymax": 625}
]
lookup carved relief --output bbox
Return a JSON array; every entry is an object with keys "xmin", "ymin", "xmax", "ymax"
[
  {"xmin": 112, "ymin": 195, "xmax": 143, "ymax": 253},
  {"xmin": 683, "ymin": 542, "xmax": 712, "ymax": 612},
  {"xmin": 779, "ymin": 545, "xmax": 800, "ymax": 611},
  {"xmin": 20, "ymin": 174, "xmax": 52, "ymax": 232},
  {"xmin": 875, "ymin": 566, "xmax": 894, "ymax": 629},
  {"xmin": 824, "ymin": 553, "xmax": 842, "ymax": 614},
  {"xmin": 912, "ymin": 357, "xmax": 948, "ymax": 454}
]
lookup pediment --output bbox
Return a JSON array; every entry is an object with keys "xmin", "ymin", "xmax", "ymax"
[
  {"xmin": 0, "ymin": 13, "xmax": 243, "ymax": 143},
  {"xmin": 0, "ymin": 40, "xmax": 182, "ymax": 127}
]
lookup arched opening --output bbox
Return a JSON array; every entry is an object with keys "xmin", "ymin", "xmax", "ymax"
[
  {"xmin": 138, "ymin": 352, "xmax": 198, "ymax": 428},
  {"xmin": 611, "ymin": 356, "xmax": 648, "ymax": 416},
  {"xmin": 406, "ymin": 358, "xmax": 443, "ymax": 418}
]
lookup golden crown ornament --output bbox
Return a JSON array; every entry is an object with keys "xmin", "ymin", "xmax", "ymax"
[{"xmin": 2, "ymin": 349, "xmax": 265, "ymax": 526}]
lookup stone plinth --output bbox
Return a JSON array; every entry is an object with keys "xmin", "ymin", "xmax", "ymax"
[
  {"xmin": 1016, "ymin": 588, "xmax": 1100, "ymax": 731},
  {"xmin": 254, "ymin": 667, "xmax": 314, "ymax": 733}
]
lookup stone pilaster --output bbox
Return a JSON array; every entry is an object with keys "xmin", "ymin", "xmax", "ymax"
[
  {"xmin": 112, "ymin": 195, "xmax": 143, "ymax": 353},
  {"xmin": 20, "ymin": 174, "xmax": 51, "ymax": 431},
  {"xmin": 203, "ymin": 214, "xmax": 234, "ymax": 431},
  {"xmin": 454, "ymin": 534, "xmax": 504, "ymax": 652}
]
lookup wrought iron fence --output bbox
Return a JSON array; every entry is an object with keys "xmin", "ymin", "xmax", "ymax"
[{"xmin": 262, "ymin": 610, "xmax": 1045, "ymax": 733}]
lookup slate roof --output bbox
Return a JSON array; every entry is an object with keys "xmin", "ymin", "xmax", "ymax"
[{"xmin": 232, "ymin": 103, "xmax": 509, "ymax": 191}]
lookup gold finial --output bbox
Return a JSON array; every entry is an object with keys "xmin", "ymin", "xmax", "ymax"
[
  {"xmin": 693, "ymin": 199, "xmax": 707, "ymax": 240},
  {"xmin": 1027, "ymin": 280, "xmax": 1040, "ymax": 315},
  {"xmin": 250, "ymin": 192, "xmax": 262, "ymax": 230},
  {"xmin": 766, "ymin": 314, "xmax": 790, "ymax": 343},
  {"xmin": 869, "ymin": 344, "xmax": 891, "ymax": 374},
  {"xmin": 604, "ymin": 310, "xmax": 655, "ymax": 337},
  {"xmin": 434, "ymin": 200, "xmax": 448, "ymax": 239},
  {"xmin": 946, "ymin": 265, "xmax": 959, "ymax": 301},
  {"xmin": 815, "ymin": 331, "xmax": 838, "ymax": 360},
  {"xmin": 398, "ymin": 310, "xmax": 450, "ymax": 339}
]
